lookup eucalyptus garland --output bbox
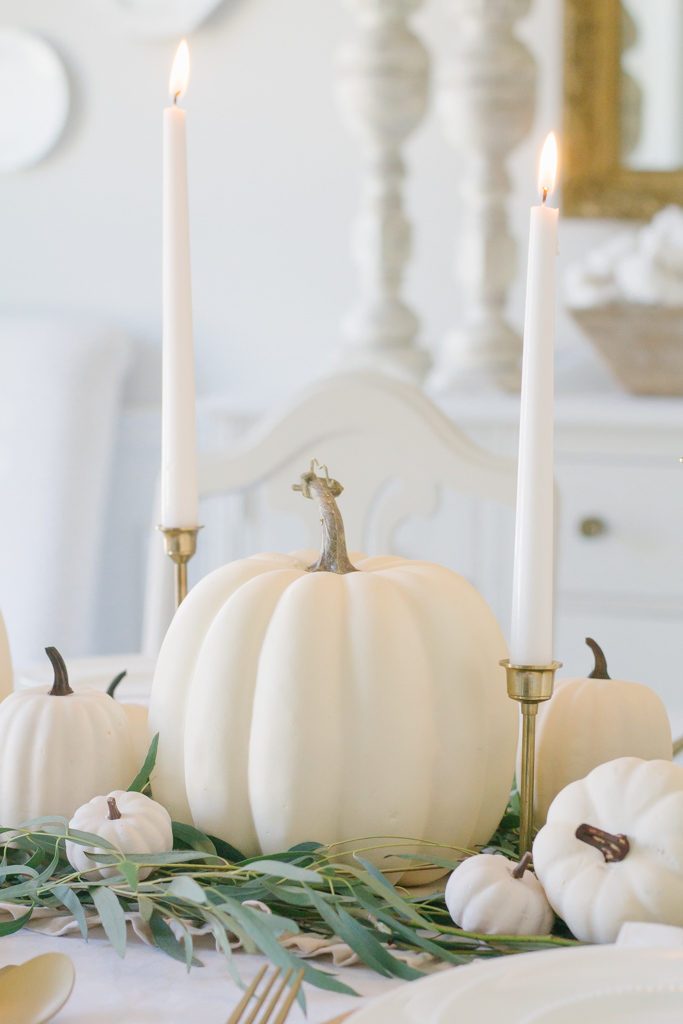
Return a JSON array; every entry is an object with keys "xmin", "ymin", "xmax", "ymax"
[{"xmin": 0, "ymin": 739, "xmax": 578, "ymax": 995}]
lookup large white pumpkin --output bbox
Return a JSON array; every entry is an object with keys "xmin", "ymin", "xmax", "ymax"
[{"xmin": 149, "ymin": 465, "xmax": 517, "ymax": 865}]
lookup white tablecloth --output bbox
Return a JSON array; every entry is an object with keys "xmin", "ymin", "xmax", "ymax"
[{"xmin": 0, "ymin": 929, "xmax": 403, "ymax": 1023}]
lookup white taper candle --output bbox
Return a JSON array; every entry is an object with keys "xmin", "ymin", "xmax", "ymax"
[
  {"xmin": 510, "ymin": 133, "xmax": 559, "ymax": 666},
  {"xmin": 161, "ymin": 40, "xmax": 199, "ymax": 529}
]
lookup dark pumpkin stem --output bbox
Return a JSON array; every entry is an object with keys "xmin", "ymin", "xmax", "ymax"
[
  {"xmin": 107, "ymin": 797, "xmax": 122, "ymax": 820},
  {"xmin": 293, "ymin": 461, "xmax": 358, "ymax": 575},
  {"xmin": 586, "ymin": 637, "xmax": 610, "ymax": 679},
  {"xmin": 45, "ymin": 647, "xmax": 74, "ymax": 696},
  {"xmin": 511, "ymin": 851, "xmax": 533, "ymax": 879},
  {"xmin": 576, "ymin": 823, "xmax": 629, "ymax": 862},
  {"xmin": 106, "ymin": 670, "xmax": 128, "ymax": 699}
]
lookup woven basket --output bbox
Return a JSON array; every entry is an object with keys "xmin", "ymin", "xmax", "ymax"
[{"xmin": 571, "ymin": 303, "xmax": 683, "ymax": 396}]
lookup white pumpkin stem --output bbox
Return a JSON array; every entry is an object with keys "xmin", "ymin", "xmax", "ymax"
[
  {"xmin": 511, "ymin": 851, "xmax": 533, "ymax": 879},
  {"xmin": 293, "ymin": 460, "xmax": 358, "ymax": 574},
  {"xmin": 586, "ymin": 637, "xmax": 610, "ymax": 679},
  {"xmin": 107, "ymin": 797, "xmax": 122, "ymax": 820},
  {"xmin": 106, "ymin": 670, "xmax": 128, "ymax": 699},
  {"xmin": 575, "ymin": 822, "xmax": 629, "ymax": 862},
  {"xmin": 45, "ymin": 647, "xmax": 74, "ymax": 697}
]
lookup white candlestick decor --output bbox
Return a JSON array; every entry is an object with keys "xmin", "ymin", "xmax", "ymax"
[
  {"xmin": 510, "ymin": 133, "xmax": 559, "ymax": 666},
  {"xmin": 161, "ymin": 39, "xmax": 199, "ymax": 529}
]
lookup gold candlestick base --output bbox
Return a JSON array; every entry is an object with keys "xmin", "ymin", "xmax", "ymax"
[
  {"xmin": 158, "ymin": 526, "xmax": 202, "ymax": 607},
  {"xmin": 500, "ymin": 659, "xmax": 561, "ymax": 856}
]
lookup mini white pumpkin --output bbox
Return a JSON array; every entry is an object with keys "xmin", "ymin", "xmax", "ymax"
[
  {"xmin": 445, "ymin": 852, "xmax": 554, "ymax": 936},
  {"xmin": 0, "ymin": 648, "xmax": 136, "ymax": 825},
  {"xmin": 523, "ymin": 638, "xmax": 672, "ymax": 827},
  {"xmin": 533, "ymin": 756, "xmax": 683, "ymax": 943},
  {"xmin": 106, "ymin": 671, "xmax": 150, "ymax": 768},
  {"xmin": 149, "ymin": 464, "xmax": 518, "ymax": 875},
  {"xmin": 66, "ymin": 790, "xmax": 173, "ymax": 879}
]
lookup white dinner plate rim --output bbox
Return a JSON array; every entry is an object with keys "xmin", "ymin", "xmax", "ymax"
[{"xmin": 348, "ymin": 944, "xmax": 683, "ymax": 1024}]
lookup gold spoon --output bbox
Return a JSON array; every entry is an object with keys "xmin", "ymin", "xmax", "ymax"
[{"xmin": 0, "ymin": 952, "xmax": 75, "ymax": 1024}]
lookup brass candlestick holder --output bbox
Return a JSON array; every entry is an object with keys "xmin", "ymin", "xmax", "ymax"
[
  {"xmin": 159, "ymin": 526, "xmax": 202, "ymax": 607},
  {"xmin": 500, "ymin": 658, "xmax": 561, "ymax": 856}
]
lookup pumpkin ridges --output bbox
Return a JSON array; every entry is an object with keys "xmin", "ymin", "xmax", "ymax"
[
  {"xmin": 151, "ymin": 525, "xmax": 516, "ymax": 872},
  {"xmin": 149, "ymin": 557, "xmax": 306, "ymax": 824},
  {"xmin": 182, "ymin": 568, "xmax": 307, "ymax": 851}
]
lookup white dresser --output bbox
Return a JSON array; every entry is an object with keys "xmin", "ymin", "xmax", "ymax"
[{"xmin": 448, "ymin": 391, "xmax": 683, "ymax": 727}]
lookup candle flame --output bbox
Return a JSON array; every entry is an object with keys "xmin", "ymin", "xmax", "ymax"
[
  {"xmin": 169, "ymin": 40, "xmax": 190, "ymax": 103},
  {"xmin": 538, "ymin": 132, "xmax": 558, "ymax": 202}
]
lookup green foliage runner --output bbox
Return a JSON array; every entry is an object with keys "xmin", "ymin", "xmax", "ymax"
[{"xmin": 0, "ymin": 741, "xmax": 578, "ymax": 995}]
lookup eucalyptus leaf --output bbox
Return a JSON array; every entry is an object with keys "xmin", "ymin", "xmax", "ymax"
[
  {"xmin": 0, "ymin": 784, "xmax": 579, "ymax": 992},
  {"xmin": 172, "ymin": 821, "xmax": 217, "ymax": 856},
  {"xmin": 0, "ymin": 906, "xmax": 34, "ymax": 935},
  {"xmin": 149, "ymin": 910, "xmax": 202, "ymax": 967},
  {"xmin": 52, "ymin": 884, "xmax": 90, "ymax": 939},
  {"xmin": 66, "ymin": 828, "xmax": 119, "ymax": 851},
  {"xmin": 166, "ymin": 875, "xmax": 207, "ymax": 904},
  {"xmin": 91, "ymin": 885, "xmax": 127, "ymax": 957},
  {"xmin": 127, "ymin": 733, "xmax": 159, "ymax": 794},
  {"xmin": 246, "ymin": 860, "xmax": 324, "ymax": 884},
  {"xmin": 120, "ymin": 860, "xmax": 139, "ymax": 890},
  {"xmin": 307, "ymin": 888, "xmax": 423, "ymax": 981}
]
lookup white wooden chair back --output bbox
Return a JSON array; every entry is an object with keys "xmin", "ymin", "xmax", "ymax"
[{"xmin": 142, "ymin": 371, "xmax": 518, "ymax": 654}]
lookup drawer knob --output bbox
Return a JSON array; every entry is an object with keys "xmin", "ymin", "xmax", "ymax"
[{"xmin": 579, "ymin": 516, "xmax": 608, "ymax": 538}]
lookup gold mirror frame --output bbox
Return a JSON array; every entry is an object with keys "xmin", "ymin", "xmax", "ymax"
[{"xmin": 564, "ymin": 0, "xmax": 683, "ymax": 218}]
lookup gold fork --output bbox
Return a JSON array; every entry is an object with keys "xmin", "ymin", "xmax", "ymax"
[{"xmin": 227, "ymin": 965, "xmax": 305, "ymax": 1024}]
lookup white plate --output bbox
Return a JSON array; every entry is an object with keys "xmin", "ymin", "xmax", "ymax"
[
  {"xmin": 0, "ymin": 29, "xmax": 69, "ymax": 173},
  {"xmin": 350, "ymin": 946, "xmax": 683, "ymax": 1024},
  {"xmin": 110, "ymin": 0, "xmax": 226, "ymax": 36}
]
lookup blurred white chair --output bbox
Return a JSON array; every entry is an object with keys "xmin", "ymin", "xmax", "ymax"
[
  {"xmin": 142, "ymin": 371, "xmax": 518, "ymax": 655},
  {"xmin": 0, "ymin": 315, "xmax": 132, "ymax": 667}
]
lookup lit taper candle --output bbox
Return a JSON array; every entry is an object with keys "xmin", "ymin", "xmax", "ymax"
[
  {"xmin": 510, "ymin": 133, "xmax": 559, "ymax": 666},
  {"xmin": 161, "ymin": 40, "xmax": 199, "ymax": 529}
]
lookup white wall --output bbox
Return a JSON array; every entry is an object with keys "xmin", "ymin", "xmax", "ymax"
[
  {"xmin": 2, "ymin": 0, "xmax": 609, "ymax": 409},
  {"xmin": 1, "ymin": 0, "xmax": 625, "ymax": 657}
]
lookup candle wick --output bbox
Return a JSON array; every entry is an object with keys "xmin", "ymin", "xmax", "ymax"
[
  {"xmin": 541, "ymin": 187, "xmax": 548, "ymax": 205},
  {"xmin": 173, "ymin": 92, "xmax": 181, "ymax": 106}
]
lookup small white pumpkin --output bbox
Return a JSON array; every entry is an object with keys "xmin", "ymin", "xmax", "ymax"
[
  {"xmin": 445, "ymin": 852, "xmax": 554, "ymax": 936},
  {"xmin": 0, "ymin": 648, "xmax": 136, "ymax": 825},
  {"xmin": 66, "ymin": 790, "xmax": 173, "ymax": 880},
  {"xmin": 523, "ymin": 638, "xmax": 672, "ymax": 827},
  {"xmin": 533, "ymin": 756, "xmax": 683, "ymax": 943},
  {"xmin": 106, "ymin": 671, "xmax": 150, "ymax": 768}
]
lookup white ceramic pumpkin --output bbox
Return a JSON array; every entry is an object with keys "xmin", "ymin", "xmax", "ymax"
[
  {"xmin": 523, "ymin": 638, "xmax": 672, "ymax": 827},
  {"xmin": 0, "ymin": 648, "xmax": 136, "ymax": 825},
  {"xmin": 445, "ymin": 852, "xmax": 554, "ymax": 936},
  {"xmin": 0, "ymin": 611, "xmax": 13, "ymax": 701},
  {"xmin": 149, "ymin": 464, "xmax": 518, "ymax": 870},
  {"xmin": 106, "ymin": 671, "xmax": 150, "ymax": 768},
  {"xmin": 533, "ymin": 756, "xmax": 683, "ymax": 943},
  {"xmin": 66, "ymin": 790, "xmax": 173, "ymax": 880}
]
